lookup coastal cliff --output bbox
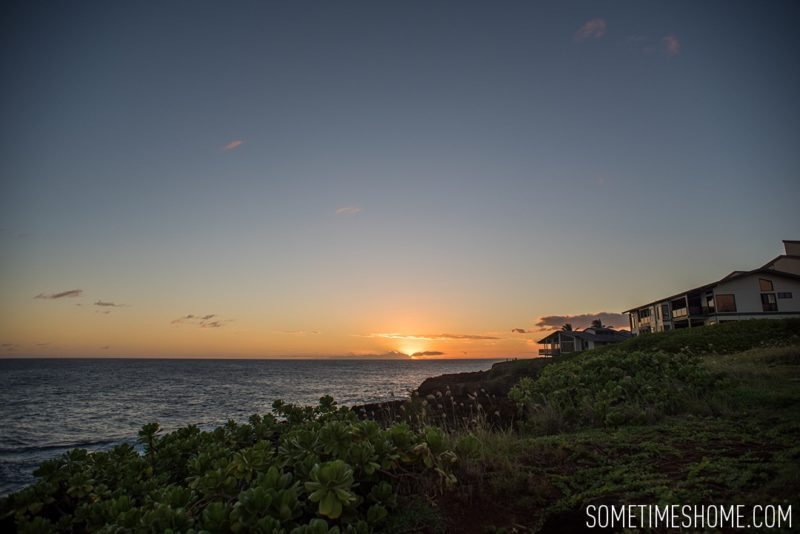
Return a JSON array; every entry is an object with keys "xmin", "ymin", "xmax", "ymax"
[{"xmin": 356, "ymin": 358, "xmax": 551, "ymax": 426}]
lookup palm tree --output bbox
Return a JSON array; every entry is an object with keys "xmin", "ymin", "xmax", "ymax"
[
  {"xmin": 591, "ymin": 319, "xmax": 605, "ymax": 329},
  {"xmin": 561, "ymin": 323, "xmax": 573, "ymax": 331}
]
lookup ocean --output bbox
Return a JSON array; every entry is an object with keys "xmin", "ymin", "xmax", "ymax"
[{"xmin": 0, "ymin": 358, "xmax": 502, "ymax": 497}]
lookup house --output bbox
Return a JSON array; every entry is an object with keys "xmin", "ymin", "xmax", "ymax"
[
  {"xmin": 624, "ymin": 240, "xmax": 800, "ymax": 335},
  {"xmin": 538, "ymin": 326, "xmax": 632, "ymax": 357}
]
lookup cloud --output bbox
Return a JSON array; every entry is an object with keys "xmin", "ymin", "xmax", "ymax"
[
  {"xmin": 511, "ymin": 328, "xmax": 527, "ymax": 334},
  {"xmin": 535, "ymin": 312, "xmax": 629, "ymax": 330},
  {"xmin": 1, "ymin": 343, "xmax": 19, "ymax": 352},
  {"xmin": 100, "ymin": 345, "xmax": 110, "ymax": 350},
  {"xmin": 411, "ymin": 351, "xmax": 445, "ymax": 357},
  {"xmin": 277, "ymin": 330, "xmax": 322, "ymax": 336},
  {"xmin": 34, "ymin": 289, "xmax": 83, "ymax": 299},
  {"xmin": 336, "ymin": 207, "xmax": 361, "ymax": 216},
  {"xmin": 329, "ymin": 350, "xmax": 411, "ymax": 360},
  {"xmin": 575, "ymin": 18, "xmax": 606, "ymax": 42},
  {"xmin": 94, "ymin": 300, "xmax": 127, "ymax": 308},
  {"xmin": 172, "ymin": 314, "xmax": 231, "ymax": 328},
  {"xmin": 223, "ymin": 140, "xmax": 243, "ymax": 151},
  {"xmin": 366, "ymin": 332, "xmax": 500, "ymax": 341},
  {"xmin": 662, "ymin": 34, "xmax": 680, "ymax": 56}
]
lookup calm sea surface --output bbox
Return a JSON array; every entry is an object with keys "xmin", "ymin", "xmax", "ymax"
[{"xmin": 0, "ymin": 358, "xmax": 502, "ymax": 496}]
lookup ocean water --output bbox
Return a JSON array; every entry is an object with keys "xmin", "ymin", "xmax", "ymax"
[{"xmin": 0, "ymin": 358, "xmax": 502, "ymax": 497}]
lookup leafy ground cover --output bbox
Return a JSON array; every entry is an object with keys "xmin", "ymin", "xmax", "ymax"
[
  {"xmin": 0, "ymin": 397, "xmax": 461, "ymax": 533},
  {"xmin": 3, "ymin": 319, "xmax": 800, "ymax": 532}
]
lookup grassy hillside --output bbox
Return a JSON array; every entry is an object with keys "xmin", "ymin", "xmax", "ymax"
[{"xmin": 443, "ymin": 320, "xmax": 800, "ymax": 532}]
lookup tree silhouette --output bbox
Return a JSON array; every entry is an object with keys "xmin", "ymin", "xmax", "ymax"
[
  {"xmin": 591, "ymin": 319, "xmax": 605, "ymax": 329},
  {"xmin": 562, "ymin": 323, "xmax": 573, "ymax": 331}
]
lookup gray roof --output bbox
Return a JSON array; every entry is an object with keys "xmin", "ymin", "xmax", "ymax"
[{"xmin": 537, "ymin": 328, "xmax": 630, "ymax": 344}]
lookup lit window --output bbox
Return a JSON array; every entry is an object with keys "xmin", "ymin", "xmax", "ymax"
[
  {"xmin": 759, "ymin": 279, "xmax": 774, "ymax": 291},
  {"xmin": 761, "ymin": 293, "xmax": 778, "ymax": 312},
  {"xmin": 716, "ymin": 294, "xmax": 737, "ymax": 312}
]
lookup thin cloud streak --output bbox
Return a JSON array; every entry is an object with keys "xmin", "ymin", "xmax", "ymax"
[
  {"xmin": 171, "ymin": 314, "xmax": 230, "ymax": 328},
  {"xmin": 535, "ymin": 312, "xmax": 629, "ymax": 330},
  {"xmin": 277, "ymin": 330, "xmax": 322, "ymax": 336},
  {"xmin": 575, "ymin": 18, "xmax": 606, "ymax": 42},
  {"xmin": 223, "ymin": 139, "xmax": 243, "ymax": 151},
  {"xmin": 336, "ymin": 207, "xmax": 361, "ymax": 215},
  {"xmin": 412, "ymin": 351, "xmax": 445, "ymax": 357},
  {"xmin": 366, "ymin": 332, "xmax": 500, "ymax": 341},
  {"xmin": 94, "ymin": 301, "xmax": 127, "ymax": 307},
  {"xmin": 34, "ymin": 289, "xmax": 83, "ymax": 299}
]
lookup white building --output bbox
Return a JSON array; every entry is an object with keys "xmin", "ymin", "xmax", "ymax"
[{"xmin": 624, "ymin": 240, "xmax": 800, "ymax": 335}]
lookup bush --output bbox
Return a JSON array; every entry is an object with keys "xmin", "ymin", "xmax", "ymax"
[
  {"xmin": 509, "ymin": 350, "xmax": 722, "ymax": 433},
  {"xmin": 0, "ymin": 396, "xmax": 458, "ymax": 533},
  {"xmin": 597, "ymin": 318, "xmax": 800, "ymax": 356}
]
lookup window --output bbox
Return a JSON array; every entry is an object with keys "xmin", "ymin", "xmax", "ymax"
[
  {"xmin": 638, "ymin": 308, "xmax": 651, "ymax": 320},
  {"xmin": 778, "ymin": 292, "xmax": 793, "ymax": 299},
  {"xmin": 661, "ymin": 303, "xmax": 670, "ymax": 321},
  {"xmin": 716, "ymin": 294, "xmax": 737, "ymax": 312},
  {"xmin": 759, "ymin": 278, "xmax": 774, "ymax": 291},
  {"xmin": 761, "ymin": 293, "xmax": 778, "ymax": 312}
]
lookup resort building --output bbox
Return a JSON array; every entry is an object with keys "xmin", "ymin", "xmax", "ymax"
[
  {"xmin": 538, "ymin": 327, "xmax": 632, "ymax": 357},
  {"xmin": 624, "ymin": 240, "xmax": 800, "ymax": 335}
]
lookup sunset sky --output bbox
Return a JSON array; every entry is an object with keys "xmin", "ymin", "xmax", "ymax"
[{"xmin": 1, "ymin": 1, "xmax": 798, "ymax": 358}]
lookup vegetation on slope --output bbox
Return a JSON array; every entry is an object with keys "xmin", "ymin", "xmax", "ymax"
[
  {"xmin": 0, "ymin": 398, "xmax": 463, "ymax": 533},
  {"xmin": 2, "ymin": 319, "xmax": 799, "ymax": 532},
  {"xmin": 446, "ymin": 320, "xmax": 800, "ymax": 532}
]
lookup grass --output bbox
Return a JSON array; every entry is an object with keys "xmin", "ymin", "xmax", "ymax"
[{"xmin": 439, "ymin": 322, "xmax": 800, "ymax": 532}]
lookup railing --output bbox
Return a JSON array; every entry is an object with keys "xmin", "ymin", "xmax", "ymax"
[{"xmin": 539, "ymin": 348, "xmax": 561, "ymax": 357}]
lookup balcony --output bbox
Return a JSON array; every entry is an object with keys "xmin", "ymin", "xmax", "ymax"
[{"xmin": 539, "ymin": 348, "xmax": 560, "ymax": 357}]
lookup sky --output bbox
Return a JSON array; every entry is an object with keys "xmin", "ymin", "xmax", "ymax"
[{"xmin": 1, "ymin": 1, "xmax": 799, "ymax": 358}]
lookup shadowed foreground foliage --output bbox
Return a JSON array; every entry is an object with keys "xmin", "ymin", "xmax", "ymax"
[
  {"xmin": 0, "ymin": 397, "xmax": 461, "ymax": 533},
  {"xmin": 2, "ymin": 319, "xmax": 800, "ymax": 532}
]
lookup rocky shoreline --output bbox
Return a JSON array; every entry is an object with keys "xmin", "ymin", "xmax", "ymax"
[{"xmin": 354, "ymin": 357, "xmax": 551, "ymax": 427}]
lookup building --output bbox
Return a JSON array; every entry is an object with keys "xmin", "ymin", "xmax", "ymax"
[
  {"xmin": 538, "ymin": 326, "xmax": 632, "ymax": 357},
  {"xmin": 624, "ymin": 240, "xmax": 800, "ymax": 335}
]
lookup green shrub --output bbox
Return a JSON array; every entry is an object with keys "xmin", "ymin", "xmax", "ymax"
[
  {"xmin": 510, "ymin": 350, "xmax": 722, "ymax": 433},
  {"xmin": 597, "ymin": 318, "xmax": 800, "ymax": 356},
  {"xmin": 0, "ymin": 396, "xmax": 458, "ymax": 533}
]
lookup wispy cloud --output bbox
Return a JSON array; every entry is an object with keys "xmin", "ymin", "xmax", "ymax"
[
  {"xmin": 411, "ymin": 351, "xmax": 445, "ymax": 357},
  {"xmin": 575, "ymin": 18, "xmax": 606, "ymax": 42},
  {"xmin": 171, "ymin": 314, "xmax": 231, "ymax": 328},
  {"xmin": 365, "ymin": 332, "xmax": 500, "ymax": 341},
  {"xmin": 336, "ymin": 206, "xmax": 361, "ymax": 216},
  {"xmin": 277, "ymin": 330, "xmax": 322, "ymax": 336},
  {"xmin": 535, "ymin": 312, "xmax": 629, "ymax": 330},
  {"xmin": 223, "ymin": 139, "xmax": 243, "ymax": 151},
  {"xmin": 34, "ymin": 289, "xmax": 83, "ymax": 299},
  {"xmin": 1, "ymin": 343, "xmax": 19, "ymax": 352},
  {"xmin": 662, "ymin": 34, "xmax": 680, "ymax": 56},
  {"xmin": 94, "ymin": 300, "xmax": 127, "ymax": 308},
  {"xmin": 329, "ymin": 350, "xmax": 410, "ymax": 360},
  {"xmin": 511, "ymin": 328, "xmax": 527, "ymax": 334},
  {"xmin": 100, "ymin": 345, "xmax": 110, "ymax": 350}
]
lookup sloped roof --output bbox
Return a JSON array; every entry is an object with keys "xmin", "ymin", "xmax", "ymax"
[
  {"xmin": 537, "ymin": 328, "xmax": 630, "ymax": 344},
  {"xmin": 622, "ymin": 267, "xmax": 800, "ymax": 314}
]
